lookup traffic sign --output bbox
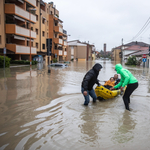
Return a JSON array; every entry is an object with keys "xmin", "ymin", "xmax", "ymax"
[
  {"xmin": 142, "ymin": 58, "xmax": 147, "ymax": 62},
  {"xmin": 3, "ymin": 47, "xmax": 6, "ymax": 54},
  {"xmin": 142, "ymin": 54, "xmax": 146, "ymax": 58}
]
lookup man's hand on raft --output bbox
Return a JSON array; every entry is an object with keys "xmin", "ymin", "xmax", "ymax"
[
  {"xmin": 120, "ymin": 87, "xmax": 124, "ymax": 91},
  {"xmin": 110, "ymin": 87, "xmax": 115, "ymax": 91}
]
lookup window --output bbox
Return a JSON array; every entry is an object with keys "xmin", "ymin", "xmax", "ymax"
[
  {"xmin": 36, "ymin": 43, "xmax": 38, "ymax": 48},
  {"xmin": 0, "ymin": 35, "xmax": 1, "ymax": 44},
  {"xmin": 42, "ymin": 31, "xmax": 45, "ymax": 37},
  {"xmin": 42, "ymin": 44, "xmax": 45, "ymax": 49},
  {"xmin": 36, "ymin": 0, "xmax": 38, "ymax": 7},
  {"xmin": 42, "ymin": 18, "xmax": 45, "ymax": 24},
  {"xmin": 31, "ymin": 27, "xmax": 33, "ymax": 31},
  {"xmin": 31, "ymin": 42, "xmax": 33, "ymax": 47},
  {"xmin": 47, "ymin": 33, "xmax": 48, "ymax": 38},
  {"xmin": 36, "ymin": 15, "xmax": 38, "ymax": 21},
  {"xmin": 36, "ymin": 28, "xmax": 38, "ymax": 35},
  {"xmin": 47, "ymin": 21, "xmax": 48, "ymax": 26},
  {"xmin": 27, "ymin": 41, "xmax": 29, "ymax": 46}
]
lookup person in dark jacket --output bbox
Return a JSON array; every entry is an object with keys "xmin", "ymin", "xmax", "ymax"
[{"xmin": 81, "ymin": 63, "xmax": 103, "ymax": 105}]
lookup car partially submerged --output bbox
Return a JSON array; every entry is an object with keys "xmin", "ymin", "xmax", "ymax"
[{"xmin": 49, "ymin": 63, "xmax": 68, "ymax": 67}]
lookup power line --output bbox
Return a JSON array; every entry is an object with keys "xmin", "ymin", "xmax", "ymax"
[
  {"xmin": 132, "ymin": 17, "xmax": 150, "ymax": 40},
  {"xmin": 127, "ymin": 17, "xmax": 150, "ymax": 43}
]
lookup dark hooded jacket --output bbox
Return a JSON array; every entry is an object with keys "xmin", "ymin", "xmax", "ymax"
[{"xmin": 81, "ymin": 63, "xmax": 102, "ymax": 91}]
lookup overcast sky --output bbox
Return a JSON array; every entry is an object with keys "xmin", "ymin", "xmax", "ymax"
[{"xmin": 44, "ymin": 0, "xmax": 150, "ymax": 51}]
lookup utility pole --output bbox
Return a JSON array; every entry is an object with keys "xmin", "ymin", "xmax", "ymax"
[
  {"xmin": 47, "ymin": 38, "xmax": 52, "ymax": 73},
  {"xmin": 121, "ymin": 38, "xmax": 123, "ymax": 64}
]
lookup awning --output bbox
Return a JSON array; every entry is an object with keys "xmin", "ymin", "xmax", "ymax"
[
  {"xmin": 14, "ymin": 35, "xmax": 25, "ymax": 41},
  {"xmin": 27, "ymin": 38, "xmax": 34, "ymax": 42},
  {"xmin": 14, "ymin": 15, "xmax": 25, "ymax": 22},
  {"xmin": 17, "ymin": 0, "xmax": 24, "ymax": 4},
  {"xmin": 42, "ymin": 17, "xmax": 46, "ymax": 20},
  {"xmin": 37, "ymin": 52, "xmax": 47, "ymax": 55}
]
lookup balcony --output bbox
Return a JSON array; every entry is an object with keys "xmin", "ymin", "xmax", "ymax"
[
  {"xmin": 54, "ymin": 26, "xmax": 63, "ymax": 33},
  {"xmin": 6, "ymin": 44, "xmax": 37, "ymax": 54},
  {"xmin": 54, "ymin": 38, "xmax": 63, "ymax": 45},
  {"xmin": 6, "ymin": 24, "xmax": 36, "ymax": 39},
  {"xmin": 5, "ymin": 4, "xmax": 36, "ymax": 23},
  {"xmin": 53, "ymin": 50, "xmax": 63, "ymax": 56},
  {"xmin": 25, "ymin": 0, "xmax": 36, "ymax": 7}
]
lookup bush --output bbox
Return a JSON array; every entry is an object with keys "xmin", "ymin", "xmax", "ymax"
[
  {"xmin": 10, "ymin": 60, "xmax": 37, "ymax": 65},
  {"xmin": 125, "ymin": 56, "xmax": 137, "ymax": 65},
  {"xmin": 52, "ymin": 58, "xmax": 57, "ymax": 63},
  {"xmin": 0, "ymin": 56, "xmax": 11, "ymax": 68}
]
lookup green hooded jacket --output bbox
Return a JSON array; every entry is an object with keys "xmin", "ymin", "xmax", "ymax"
[{"xmin": 114, "ymin": 64, "xmax": 138, "ymax": 89}]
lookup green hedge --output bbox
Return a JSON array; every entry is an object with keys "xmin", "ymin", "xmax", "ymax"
[
  {"xmin": 0, "ymin": 56, "xmax": 11, "ymax": 68},
  {"xmin": 10, "ymin": 60, "xmax": 38, "ymax": 65}
]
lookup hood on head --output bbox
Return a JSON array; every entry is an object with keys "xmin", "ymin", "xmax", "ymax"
[
  {"xmin": 93, "ymin": 63, "xmax": 103, "ymax": 72},
  {"xmin": 115, "ymin": 64, "xmax": 122, "ymax": 73}
]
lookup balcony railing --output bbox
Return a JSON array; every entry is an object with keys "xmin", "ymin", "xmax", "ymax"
[
  {"xmin": 5, "ymin": 4, "xmax": 36, "ymax": 23},
  {"xmin": 54, "ymin": 38, "xmax": 63, "ymax": 45},
  {"xmin": 54, "ymin": 26, "xmax": 63, "ymax": 33},
  {"xmin": 25, "ymin": 0, "xmax": 36, "ymax": 7},
  {"xmin": 6, "ymin": 44, "xmax": 37, "ymax": 54},
  {"xmin": 6, "ymin": 24, "xmax": 36, "ymax": 39}
]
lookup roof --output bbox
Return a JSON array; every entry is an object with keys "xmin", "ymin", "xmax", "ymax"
[
  {"xmin": 124, "ymin": 45, "xmax": 148, "ymax": 51},
  {"xmin": 130, "ymin": 50, "xmax": 149, "ymax": 56},
  {"xmin": 67, "ymin": 41, "xmax": 86, "ymax": 46},
  {"xmin": 124, "ymin": 41, "xmax": 149, "ymax": 47}
]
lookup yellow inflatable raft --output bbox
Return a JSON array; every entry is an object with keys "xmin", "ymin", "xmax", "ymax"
[{"xmin": 95, "ymin": 85, "xmax": 125, "ymax": 100}]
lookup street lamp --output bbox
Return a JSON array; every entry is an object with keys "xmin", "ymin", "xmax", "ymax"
[{"xmin": 28, "ymin": 8, "xmax": 36, "ymax": 68}]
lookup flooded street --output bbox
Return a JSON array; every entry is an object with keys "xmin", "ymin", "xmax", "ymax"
[{"xmin": 0, "ymin": 60, "xmax": 150, "ymax": 150}]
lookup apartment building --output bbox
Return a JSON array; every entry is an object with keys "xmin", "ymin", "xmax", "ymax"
[
  {"xmin": 48, "ymin": 2, "xmax": 68, "ymax": 62},
  {"xmin": 0, "ymin": 0, "xmax": 37, "ymax": 60},
  {"xmin": 0, "ymin": 0, "xmax": 68, "ymax": 62},
  {"xmin": 67, "ymin": 40, "xmax": 93, "ymax": 61}
]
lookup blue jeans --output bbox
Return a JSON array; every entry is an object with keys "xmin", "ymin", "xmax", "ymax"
[{"xmin": 81, "ymin": 87, "xmax": 97, "ymax": 105}]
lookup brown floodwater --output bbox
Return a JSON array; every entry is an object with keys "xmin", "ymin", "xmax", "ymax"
[{"xmin": 0, "ymin": 60, "xmax": 150, "ymax": 150}]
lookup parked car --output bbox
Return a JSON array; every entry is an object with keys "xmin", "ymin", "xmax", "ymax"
[{"xmin": 49, "ymin": 63, "xmax": 68, "ymax": 67}]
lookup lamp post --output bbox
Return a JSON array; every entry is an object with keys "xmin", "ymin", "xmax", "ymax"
[{"xmin": 28, "ymin": 8, "xmax": 36, "ymax": 68}]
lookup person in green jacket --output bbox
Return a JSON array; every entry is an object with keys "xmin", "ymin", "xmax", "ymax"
[{"xmin": 110, "ymin": 64, "xmax": 138, "ymax": 111}]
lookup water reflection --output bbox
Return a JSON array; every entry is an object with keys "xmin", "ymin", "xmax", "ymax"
[
  {"xmin": 80, "ymin": 107, "xmax": 99, "ymax": 145},
  {"xmin": 112, "ymin": 111, "xmax": 136, "ymax": 143}
]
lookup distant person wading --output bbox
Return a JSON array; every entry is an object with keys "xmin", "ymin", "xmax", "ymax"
[{"xmin": 81, "ymin": 63, "xmax": 103, "ymax": 105}]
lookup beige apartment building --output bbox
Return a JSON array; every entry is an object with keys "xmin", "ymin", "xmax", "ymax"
[
  {"xmin": 0, "ymin": 0, "xmax": 68, "ymax": 62},
  {"xmin": 67, "ymin": 40, "xmax": 94, "ymax": 61},
  {"xmin": 0, "ymin": 0, "xmax": 37, "ymax": 60}
]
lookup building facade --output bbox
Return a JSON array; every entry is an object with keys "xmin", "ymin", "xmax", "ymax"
[
  {"xmin": 0, "ymin": 0, "xmax": 37, "ymax": 60},
  {"xmin": 0, "ymin": 0, "xmax": 68, "ymax": 62},
  {"xmin": 111, "ymin": 41, "xmax": 149, "ymax": 62},
  {"xmin": 67, "ymin": 40, "xmax": 93, "ymax": 61}
]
